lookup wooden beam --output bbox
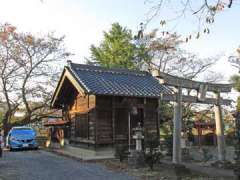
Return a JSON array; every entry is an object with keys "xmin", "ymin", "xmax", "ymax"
[
  {"xmin": 162, "ymin": 94, "xmax": 232, "ymax": 105},
  {"xmin": 51, "ymin": 68, "xmax": 85, "ymax": 107},
  {"xmin": 152, "ymin": 70, "xmax": 232, "ymax": 93}
]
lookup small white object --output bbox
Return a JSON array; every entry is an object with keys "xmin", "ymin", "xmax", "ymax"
[
  {"xmin": 181, "ymin": 138, "xmax": 186, "ymax": 148},
  {"xmin": 23, "ymin": 144, "xmax": 29, "ymax": 147}
]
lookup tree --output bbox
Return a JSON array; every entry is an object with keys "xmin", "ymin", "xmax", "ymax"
[
  {"xmin": 0, "ymin": 23, "xmax": 70, "ymax": 134},
  {"xmin": 229, "ymin": 47, "xmax": 240, "ymax": 163},
  {"xmin": 135, "ymin": 28, "xmax": 219, "ymax": 80},
  {"xmin": 229, "ymin": 47, "xmax": 240, "ymax": 109},
  {"xmin": 89, "ymin": 23, "xmax": 148, "ymax": 69},
  {"xmin": 135, "ymin": 29, "xmax": 221, "ymax": 85},
  {"xmin": 229, "ymin": 47, "xmax": 240, "ymax": 72},
  {"xmin": 0, "ymin": 111, "xmax": 3, "ymax": 127},
  {"xmin": 231, "ymin": 75, "xmax": 240, "ymax": 93},
  {"xmin": 144, "ymin": 0, "xmax": 235, "ymax": 35},
  {"xmin": 135, "ymin": 28, "xmax": 221, "ymax": 148}
]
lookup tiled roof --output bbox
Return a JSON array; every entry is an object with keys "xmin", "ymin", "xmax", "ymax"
[{"xmin": 68, "ymin": 63, "xmax": 172, "ymax": 98}]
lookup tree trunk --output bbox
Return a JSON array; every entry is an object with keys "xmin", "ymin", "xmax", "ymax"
[{"xmin": 2, "ymin": 110, "xmax": 11, "ymax": 137}]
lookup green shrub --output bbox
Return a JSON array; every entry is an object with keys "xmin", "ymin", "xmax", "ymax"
[
  {"xmin": 144, "ymin": 138, "xmax": 162, "ymax": 170},
  {"xmin": 114, "ymin": 144, "xmax": 128, "ymax": 162},
  {"xmin": 202, "ymin": 148, "xmax": 213, "ymax": 162},
  {"xmin": 164, "ymin": 135, "xmax": 173, "ymax": 156}
]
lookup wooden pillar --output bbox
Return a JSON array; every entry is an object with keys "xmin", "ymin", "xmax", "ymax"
[
  {"xmin": 214, "ymin": 92, "xmax": 226, "ymax": 161},
  {"xmin": 213, "ymin": 129, "xmax": 217, "ymax": 146},
  {"xmin": 112, "ymin": 97, "xmax": 115, "ymax": 144},
  {"xmin": 128, "ymin": 111, "xmax": 131, "ymax": 152},
  {"xmin": 157, "ymin": 98, "xmax": 161, "ymax": 142},
  {"xmin": 94, "ymin": 107, "xmax": 97, "ymax": 145},
  {"xmin": 199, "ymin": 127, "xmax": 202, "ymax": 147},
  {"xmin": 172, "ymin": 87, "xmax": 182, "ymax": 164},
  {"xmin": 197, "ymin": 126, "xmax": 201, "ymax": 147},
  {"xmin": 87, "ymin": 95, "xmax": 90, "ymax": 140},
  {"xmin": 143, "ymin": 98, "xmax": 146, "ymax": 150}
]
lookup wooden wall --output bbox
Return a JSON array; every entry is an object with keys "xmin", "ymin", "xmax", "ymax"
[
  {"xmin": 144, "ymin": 98, "xmax": 159, "ymax": 141},
  {"xmin": 95, "ymin": 96, "xmax": 113, "ymax": 144},
  {"xmin": 65, "ymin": 93, "xmax": 159, "ymax": 146},
  {"xmin": 66, "ymin": 93, "xmax": 96, "ymax": 144},
  {"xmin": 95, "ymin": 95, "xmax": 159, "ymax": 145}
]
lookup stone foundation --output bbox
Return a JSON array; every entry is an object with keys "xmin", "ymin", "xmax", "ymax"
[{"xmin": 128, "ymin": 150, "xmax": 145, "ymax": 168}]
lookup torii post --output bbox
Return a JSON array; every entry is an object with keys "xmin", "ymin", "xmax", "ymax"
[
  {"xmin": 172, "ymin": 86, "xmax": 182, "ymax": 163},
  {"xmin": 214, "ymin": 92, "xmax": 226, "ymax": 161},
  {"xmin": 152, "ymin": 70, "xmax": 232, "ymax": 164}
]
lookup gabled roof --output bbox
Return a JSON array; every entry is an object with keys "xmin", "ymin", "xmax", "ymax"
[
  {"xmin": 69, "ymin": 62, "xmax": 172, "ymax": 96},
  {"xmin": 51, "ymin": 62, "xmax": 172, "ymax": 107}
]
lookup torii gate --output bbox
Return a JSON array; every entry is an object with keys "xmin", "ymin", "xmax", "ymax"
[{"xmin": 152, "ymin": 70, "xmax": 232, "ymax": 164}]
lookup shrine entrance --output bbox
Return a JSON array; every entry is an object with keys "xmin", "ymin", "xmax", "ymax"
[
  {"xmin": 194, "ymin": 121, "xmax": 216, "ymax": 146},
  {"xmin": 152, "ymin": 70, "xmax": 232, "ymax": 164}
]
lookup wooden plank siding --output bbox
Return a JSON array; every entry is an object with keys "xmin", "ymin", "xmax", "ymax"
[
  {"xmin": 95, "ymin": 95, "xmax": 159, "ymax": 145},
  {"xmin": 114, "ymin": 108, "xmax": 128, "ymax": 143},
  {"xmin": 67, "ymin": 93, "xmax": 96, "ymax": 144},
  {"xmin": 144, "ymin": 98, "xmax": 159, "ymax": 141},
  {"xmin": 95, "ymin": 96, "xmax": 113, "ymax": 144},
  {"xmin": 66, "ymin": 93, "xmax": 160, "ymax": 146}
]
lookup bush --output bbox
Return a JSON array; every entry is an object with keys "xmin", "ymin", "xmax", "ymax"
[
  {"xmin": 144, "ymin": 137, "xmax": 162, "ymax": 170},
  {"xmin": 114, "ymin": 144, "xmax": 129, "ymax": 162},
  {"xmin": 164, "ymin": 135, "xmax": 173, "ymax": 156},
  {"xmin": 202, "ymin": 148, "xmax": 213, "ymax": 162}
]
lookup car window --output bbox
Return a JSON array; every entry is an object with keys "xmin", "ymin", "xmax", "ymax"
[{"xmin": 11, "ymin": 129, "xmax": 36, "ymax": 136}]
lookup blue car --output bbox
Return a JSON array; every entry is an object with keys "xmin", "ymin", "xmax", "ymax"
[{"xmin": 7, "ymin": 127, "xmax": 38, "ymax": 150}]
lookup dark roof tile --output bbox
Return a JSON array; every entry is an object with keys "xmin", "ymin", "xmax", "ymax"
[{"xmin": 68, "ymin": 63, "xmax": 172, "ymax": 98}]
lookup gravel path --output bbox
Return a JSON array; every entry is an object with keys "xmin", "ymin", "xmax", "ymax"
[{"xmin": 0, "ymin": 150, "xmax": 135, "ymax": 180}]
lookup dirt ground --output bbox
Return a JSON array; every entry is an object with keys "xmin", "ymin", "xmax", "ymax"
[{"xmin": 94, "ymin": 159, "xmax": 230, "ymax": 180}]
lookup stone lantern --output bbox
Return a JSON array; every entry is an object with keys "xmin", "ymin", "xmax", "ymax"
[
  {"xmin": 133, "ymin": 122, "xmax": 144, "ymax": 151},
  {"xmin": 128, "ymin": 122, "xmax": 145, "ymax": 168}
]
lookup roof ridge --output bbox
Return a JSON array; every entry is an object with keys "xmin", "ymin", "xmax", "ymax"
[{"xmin": 69, "ymin": 62, "xmax": 149, "ymax": 76}]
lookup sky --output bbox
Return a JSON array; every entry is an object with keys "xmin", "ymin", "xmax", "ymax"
[{"xmin": 0, "ymin": 0, "xmax": 239, "ymax": 85}]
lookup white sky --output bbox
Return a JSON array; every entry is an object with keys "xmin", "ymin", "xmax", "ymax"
[{"xmin": 0, "ymin": 0, "xmax": 239, "ymax": 100}]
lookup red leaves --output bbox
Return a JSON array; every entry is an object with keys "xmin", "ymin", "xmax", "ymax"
[
  {"xmin": 4, "ymin": 25, "xmax": 16, "ymax": 33},
  {"xmin": 0, "ymin": 24, "xmax": 17, "ymax": 42},
  {"xmin": 0, "ymin": 32, "xmax": 9, "ymax": 42}
]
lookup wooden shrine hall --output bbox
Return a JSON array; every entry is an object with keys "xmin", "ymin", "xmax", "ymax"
[{"xmin": 51, "ymin": 61, "xmax": 172, "ymax": 148}]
